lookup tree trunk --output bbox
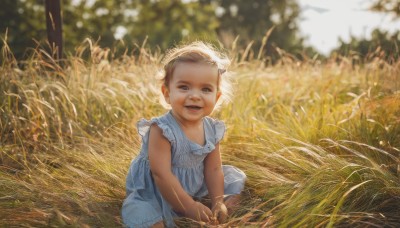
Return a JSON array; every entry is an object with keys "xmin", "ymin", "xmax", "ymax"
[{"xmin": 45, "ymin": 0, "xmax": 63, "ymax": 60}]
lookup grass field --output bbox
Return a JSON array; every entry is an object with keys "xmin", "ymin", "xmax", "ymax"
[{"xmin": 1, "ymin": 40, "xmax": 400, "ymax": 227}]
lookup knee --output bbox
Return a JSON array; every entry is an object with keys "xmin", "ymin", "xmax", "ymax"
[
  {"xmin": 151, "ymin": 221, "xmax": 165, "ymax": 228},
  {"xmin": 223, "ymin": 165, "xmax": 246, "ymax": 195}
]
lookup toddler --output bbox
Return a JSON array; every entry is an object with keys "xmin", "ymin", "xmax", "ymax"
[{"xmin": 122, "ymin": 41, "xmax": 246, "ymax": 227}]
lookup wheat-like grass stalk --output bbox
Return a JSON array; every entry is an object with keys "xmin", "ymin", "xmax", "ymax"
[{"xmin": 1, "ymin": 39, "xmax": 399, "ymax": 227}]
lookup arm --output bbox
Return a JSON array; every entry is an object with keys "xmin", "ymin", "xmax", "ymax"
[
  {"xmin": 204, "ymin": 143, "xmax": 224, "ymax": 206},
  {"xmin": 148, "ymin": 124, "xmax": 212, "ymax": 222},
  {"xmin": 204, "ymin": 143, "xmax": 228, "ymax": 223}
]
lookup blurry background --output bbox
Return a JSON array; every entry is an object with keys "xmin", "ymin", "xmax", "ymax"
[
  {"xmin": 1, "ymin": 1, "xmax": 400, "ymax": 227},
  {"xmin": 1, "ymin": 0, "xmax": 399, "ymax": 60}
]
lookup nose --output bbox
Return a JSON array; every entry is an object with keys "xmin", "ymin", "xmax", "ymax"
[{"xmin": 189, "ymin": 90, "xmax": 201, "ymax": 100}]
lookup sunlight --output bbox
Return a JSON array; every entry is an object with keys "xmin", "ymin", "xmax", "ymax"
[{"xmin": 298, "ymin": 0, "xmax": 400, "ymax": 54}]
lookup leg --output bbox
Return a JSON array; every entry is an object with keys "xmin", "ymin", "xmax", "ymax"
[
  {"xmin": 222, "ymin": 165, "xmax": 246, "ymax": 215},
  {"xmin": 151, "ymin": 221, "xmax": 165, "ymax": 228},
  {"xmin": 122, "ymin": 193, "xmax": 165, "ymax": 227},
  {"xmin": 224, "ymin": 194, "xmax": 241, "ymax": 215}
]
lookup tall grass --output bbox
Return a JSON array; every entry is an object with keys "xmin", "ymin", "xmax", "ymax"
[{"xmin": 1, "ymin": 38, "xmax": 399, "ymax": 227}]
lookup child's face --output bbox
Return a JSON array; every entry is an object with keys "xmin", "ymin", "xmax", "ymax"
[{"xmin": 162, "ymin": 62, "xmax": 221, "ymax": 124}]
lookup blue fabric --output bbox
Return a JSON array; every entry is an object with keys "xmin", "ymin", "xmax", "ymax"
[{"xmin": 122, "ymin": 111, "xmax": 246, "ymax": 227}]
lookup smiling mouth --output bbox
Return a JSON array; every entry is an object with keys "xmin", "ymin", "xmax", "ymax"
[{"xmin": 185, "ymin": 105, "xmax": 202, "ymax": 110}]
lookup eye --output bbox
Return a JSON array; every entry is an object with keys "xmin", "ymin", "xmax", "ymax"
[
  {"xmin": 178, "ymin": 85, "xmax": 189, "ymax": 90},
  {"xmin": 202, "ymin": 87, "xmax": 212, "ymax": 92}
]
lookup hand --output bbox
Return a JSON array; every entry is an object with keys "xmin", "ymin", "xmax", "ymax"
[
  {"xmin": 185, "ymin": 201, "xmax": 212, "ymax": 222},
  {"xmin": 211, "ymin": 202, "xmax": 228, "ymax": 224}
]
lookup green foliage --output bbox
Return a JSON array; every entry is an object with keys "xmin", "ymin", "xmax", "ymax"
[
  {"xmin": 0, "ymin": 0, "xmax": 46, "ymax": 58},
  {"xmin": 0, "ymin": 0, "xmax": 220, "ymax": 59},
  {"xmin": 1, "ymin": 0, "xmax": 311, "ymax": 61},
  {"xmin": 332, "ymin": 29, "xmax": 399, "ymax": 62},
  {"xmin": 201, "ymin": 0, "xmax": 307, "ymax": 58},
  {"xmin": 128, "ymin": 0, "xmax": 219, "ymax": 50},
  {"xmin": 1, "ymin": 0, "xmax": 398, "ymax": 63},
  {"xmin": 370, "ymin": 0, "xmax": 400, "ymax": 17},
  {"xmin": 1, "ymin": 41, "xmax": 399, "ymax": 226}
]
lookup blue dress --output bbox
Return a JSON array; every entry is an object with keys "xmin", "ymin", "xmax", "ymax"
[{"xmin": 122, "ymin": 111, "xmax": 246, "ymax": 227}]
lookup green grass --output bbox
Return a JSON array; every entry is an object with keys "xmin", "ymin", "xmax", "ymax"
[{"xmin": 1, "ymin": 39, "xmax": 399, "ymax": 227}]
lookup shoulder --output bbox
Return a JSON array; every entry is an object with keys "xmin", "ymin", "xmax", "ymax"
[
  {"xmin": 137, "ymin": 112, "xmax": 176, "ymax": 143},
  {"xmin": 148, "ymin": 124, "xmax": 170, "ymax": 143},
  {"xmin": 153, "ymin": 112, "xmax": 177, "ymax": 143},
  {"xmin": 204, "ymin": 116, "xmax": 225, "ymax": 129},
  {"xmin": 204, "ymin": 116, "xmax": 226, "ymax": 143}
]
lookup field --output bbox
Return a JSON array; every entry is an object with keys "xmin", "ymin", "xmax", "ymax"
[{"xmin": 1, "ymin": 40, "xmax": 400, "ymax": 227}]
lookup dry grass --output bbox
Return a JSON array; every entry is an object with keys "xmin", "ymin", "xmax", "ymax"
[{"xmin": 1, "ymin": 38, "xmax": 400, "ymax": 227}]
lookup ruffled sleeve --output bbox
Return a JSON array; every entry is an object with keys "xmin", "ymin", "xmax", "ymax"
[
  {"xmin": 214, "ymin": 120, "xmax": 226, "ymax": 143},
  {"xmin": 137, "ymin": 118, "xmax": 151, "ymax": 140},
  {"xmin": 137, "ymin": 118, "xmax": 175, "ymax": 144}
]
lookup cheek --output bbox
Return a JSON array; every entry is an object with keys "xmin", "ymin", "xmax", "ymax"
[
  {"xmin": 206, "ymin": 94, "xmax": 218, "ymax": 103},
  {"xmin": 170, "ymin": 91, "xmax": 185, "ymax": 100}
]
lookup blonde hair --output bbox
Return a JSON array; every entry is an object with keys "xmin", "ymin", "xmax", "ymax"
[{"xmin": 160, "ymin": 41, "xmax": 233, "ymax": 110}]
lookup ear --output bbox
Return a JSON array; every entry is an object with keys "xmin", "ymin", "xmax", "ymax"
[
  {"xmin": 216, "ymin": 91, "xmax": 222, "ymax": 102},
  {"xmin": 161, "ymin": 84, "xmax": 170, "ymax": 104}
]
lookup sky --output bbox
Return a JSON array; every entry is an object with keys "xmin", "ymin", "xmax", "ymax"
[{"xmin": 297, "ymin": 0, "xmax": 400, "ymax": 55}]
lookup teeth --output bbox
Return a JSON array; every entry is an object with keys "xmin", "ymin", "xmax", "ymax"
[{"xmin": 186, "ymin": 105, "xmax": 201, "ymax": 109}]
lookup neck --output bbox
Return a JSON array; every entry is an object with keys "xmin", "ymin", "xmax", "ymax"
[{"xmin": 170, "ymin": 111, "xmax": 203, "ymax": 129}]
